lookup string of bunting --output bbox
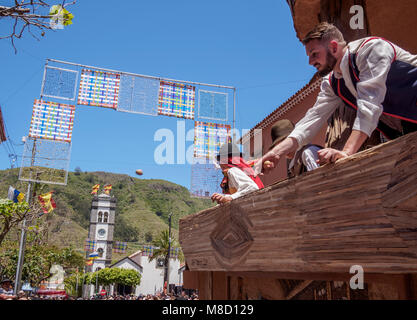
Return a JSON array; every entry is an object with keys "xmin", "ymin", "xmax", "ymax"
[
  {"xmin": 29, "ymin": 99, "xmax": 75, "ymax": 143},
  {"xmin": 193, "ymin": 121, "xmax": 231, "ymax": 159},
  {"xmin": 113, "ymin": 241, "xmax": 127, "ymax": 253},
  {"xmin": 84, "ymin": 239, "xmax": 96, "ymax": 252},
  {"xmin": 78, "ymin": 69, "xmax": 120, "ymax": 109},
  {"xmin": 158, "ymin": 81, "xmax": 195, "ymax": 119}
]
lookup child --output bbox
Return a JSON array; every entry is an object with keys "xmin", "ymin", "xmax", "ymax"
[{"xmin": 211, "ymin": 142, "xmax": 264, "ymax": 204}]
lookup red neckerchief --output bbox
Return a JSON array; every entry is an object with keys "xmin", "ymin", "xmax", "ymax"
[{"xmin": 220, "ymin": 156, "xmax": 264, "ymax": 193}]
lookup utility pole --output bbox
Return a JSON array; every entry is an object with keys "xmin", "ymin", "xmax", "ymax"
[
  {"xmin": 14, "ymin": 137, "xmax": 36, "ymax": 295},
  {"xmin": 13, "ymin": 182, "xmax": 31, "ymax": 295},
  {"xmin": 164, "ymin": 212, "xmax": 173, "ymax": 294}
]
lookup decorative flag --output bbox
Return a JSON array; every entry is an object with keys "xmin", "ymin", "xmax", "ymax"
[
  {"xmin": 141, "ymin": 245, "xmax": 155, "ymax": 256},
  {"xmin": 29, "ymin": 99, "xmax": 75, "ymax": 143},
  {"xmin": 113, "ymin": 241, "xmax": 127, "ymax": 254},
  {"xmin": 8, "ymin": 186, "xmax": 25, "ymax": 203},
  {"xmin": 104, "ymin": 184, "xmax": 112, "ymax": 195},
  {"xmin": 85, "ymin": 239, "xmax": 96, "ymax": 252},
  {"xmin": 38, "ymin": 192, "xmax": 56, "ymax": 214},
  {"xmin": 169, "ymin": 247, "xmax": 179, "ymax": 258},
  {"xmin": 41, "ymin": 66, "xmax": 78, "ymax": 101},
  {"xmin": 91, "ymin": 184, "xmax": 100, "ymax": 195},
  {"xmin": 158, "ymin": 81, "xmax": 195, "ymax": 119},
  {"xmin": 85, "ymin": 260, "xmax": 93, "ymax": 266},
  {"xmin": 190, "ymin": 161, "xmax": 223, "ymax": 198},
  {"xmin": 117, "ymin": 74, "xmax": 160, "ymax": 116},
  {"xmin": 78, "ymin": 69, "xmax": 120, "ymax": 109},
  {"xmin": 198, "ymin": 90, "xmax": 228, "ymax": 121},
  {"xmin": 88, "ymin": 252, "xmax": 99, "ymax": 260},
  {"xmin": 193, "ymin": 121, "xmax": 231, "ymax": 159}
]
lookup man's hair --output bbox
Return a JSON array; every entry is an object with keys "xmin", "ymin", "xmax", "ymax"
[{"xmin": 302, "ymin": 22, "xmax": 346, "ymax": 46}]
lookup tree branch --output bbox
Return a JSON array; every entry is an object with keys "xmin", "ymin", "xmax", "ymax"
[{"xmin": 0, "ymin": 0, "xmax": 76, "ymax": 53}]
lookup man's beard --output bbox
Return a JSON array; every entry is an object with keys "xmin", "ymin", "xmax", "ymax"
[{"xmin": 318, "ymin": 50, "xmax": 337, "ymax": 76}]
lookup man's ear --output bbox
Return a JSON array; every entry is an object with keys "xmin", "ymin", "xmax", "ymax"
[{"xmin": 328, "ymin": 40, "xmax": 338, "ymax": 54}]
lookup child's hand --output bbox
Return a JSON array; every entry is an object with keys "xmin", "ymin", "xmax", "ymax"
[{"xmin": 211, "ymin": 193, "xmax": 233, "ymax": 204}]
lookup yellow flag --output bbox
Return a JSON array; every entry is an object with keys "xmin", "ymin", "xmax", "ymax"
[
  {"xmin": 104, "ymin": 184, "xmax": 112, "ymax": 195},
  {"xmin": 91, "ymin": 184, "xmax": 100, "ymax": 195}
]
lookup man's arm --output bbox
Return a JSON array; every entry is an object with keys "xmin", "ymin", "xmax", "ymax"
[
  {"xmin": 254, "ymin": 77, "xmax": 341, "ymax": 176},
  {"xmin": 318, "ymin": 39, "xmax": 396, "ymax": 164}
]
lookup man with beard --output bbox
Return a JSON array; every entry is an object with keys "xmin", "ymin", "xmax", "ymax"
[{"xmin": 254, "ymin": 22, "xmax": 417, "ymax": 176}]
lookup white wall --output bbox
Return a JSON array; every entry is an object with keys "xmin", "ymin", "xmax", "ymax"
[
  {"xmin": 137, "ymin": 256, "xmax": 165, "ymax": 295},
  {"xmin": 137, "ymin": 256, "xmax": 183, "ymax": 295},
  {"xmin": 109, "ymin": 254, "xmax": 184, "ymax": 296}
]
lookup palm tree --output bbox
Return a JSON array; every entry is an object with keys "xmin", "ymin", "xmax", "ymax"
[{"xmin": 148, "ymin": 229, "xmax": 184, "ymax": 291}]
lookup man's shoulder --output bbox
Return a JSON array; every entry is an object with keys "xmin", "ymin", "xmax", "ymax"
[{"xmin": 349, "ymin": 36, "xmax": 394, "ymax": 54}]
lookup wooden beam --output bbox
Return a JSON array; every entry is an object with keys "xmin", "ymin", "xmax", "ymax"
[{"xmin": 285, "ymin": 280, "xmax": 313, "ymax": 300}]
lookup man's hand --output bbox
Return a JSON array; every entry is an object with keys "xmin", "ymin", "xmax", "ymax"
[
  {"xmin": 254, "ymin": 152, "xmax": 278, "ymax": 177},
  {"xmin": 253, "ymin": 137, "xmax": 299, "ymax": 177},
  {"xmin": 211, "ymin": 193, "xmax": 233, "ymax": 204},
  {"xmin": 317, "ymin": 148, "xmax": 349, "ymax": 165}
]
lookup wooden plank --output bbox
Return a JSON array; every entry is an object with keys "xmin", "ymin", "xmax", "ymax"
[
  {"xmin": 286, "ymin": 280, "xmax": 313, "ymax": 300},
  {"xmin": 197, "ymin": 271, "xmax": 212, "ymax": 300},
  {"xmin": 212, "ymin": 272, "xmax": 228, "ymax": 300},
  {"xmin": 183, "ymin": 270, "xmax": 198, "ymax": 290}
]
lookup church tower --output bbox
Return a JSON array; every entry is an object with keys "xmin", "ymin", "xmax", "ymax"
[{"xmin": 87, "ymin": 192, "xmax": 116, "ymax": 271}]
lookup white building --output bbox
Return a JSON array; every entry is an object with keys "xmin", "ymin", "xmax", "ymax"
[{"xmin": 109, "ymin": 250, "xmax": 185, "ymax": 296}]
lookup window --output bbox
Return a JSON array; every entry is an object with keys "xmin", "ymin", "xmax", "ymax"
[
  {"xmin": 98, "ymin": 211, "xmax": 103, "ymax": 223},
  {"xmin": 103, "ymin": 212, "xmax": 108, "ymax": 223},
  {"xmin": 156, "ymin": 258, "xmax": 165, "ymax": 268},
  {"xmin": 97, "ymin": 248, "xmax": 104, "ymax": 258}
]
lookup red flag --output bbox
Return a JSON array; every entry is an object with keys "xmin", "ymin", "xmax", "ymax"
[{"xmin": 38, "ymin": 192, "xmax": 56, "ymax": 214}]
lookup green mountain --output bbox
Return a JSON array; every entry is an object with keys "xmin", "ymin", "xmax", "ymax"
[{"xmin": 0, "ymin": 168, "xmax": 214, "ymax": 262}]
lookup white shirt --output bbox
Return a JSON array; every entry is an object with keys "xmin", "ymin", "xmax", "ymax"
[
  {"xmin": 288, "ymin": 145, "xmax": 321, "ymax": 172},
  {"xmin": 288, "ymin": 37, "xmax": 417, "ymax": 148},
  {"xmin": 227, "ymin": 167, "xmax": 260, "ymax": 200}
]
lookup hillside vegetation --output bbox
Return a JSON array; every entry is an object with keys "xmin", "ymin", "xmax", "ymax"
[{"xmin": 0, "ymin": 168, "xmax": 213, "ymax": 262}]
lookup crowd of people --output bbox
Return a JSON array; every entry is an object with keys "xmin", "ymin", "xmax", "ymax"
[
  {"xmin": 1, "ymin": 278, "xmax": 199, "ymax": 300},
  {"xmin": 88, "ymin": 291, "xmax": 199, "ymax": 300}
]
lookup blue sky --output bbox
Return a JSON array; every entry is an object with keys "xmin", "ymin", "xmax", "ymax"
[{"xmin": 0, "ymin": 0, "xmax": 316, "ymax": 189}]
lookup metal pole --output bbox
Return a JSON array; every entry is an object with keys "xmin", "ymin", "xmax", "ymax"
[
  {"xmin": 46, "ymin": 58, "xmax": 235, "ymax": 90},
  {"xmin": 75, "ymin": 269, "xmax": 79, "ymax": 297},
  {"xmin": 13, "ymin": 182, "xmax": 31, "ymax": 295},
  {"xmin": 165, "ymin": 213, "xmax": 172, "ymax": 293},
  {"xmin": 95, "ymin": 271, "xmax": 98, "ymax": 295},
  {"xmin": 14, "ymin": 137, "xmax": 37, "ymax": 295},
  {"xmin": 233, "ymin": 88, "xmax": 236, "ymax": 142}
]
